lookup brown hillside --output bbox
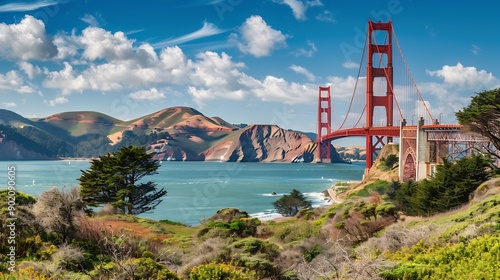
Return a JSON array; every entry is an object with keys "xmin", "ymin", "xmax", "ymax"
[{"xmin": 203, "ymin": 124, "xmax": 316, "ymax": 162}]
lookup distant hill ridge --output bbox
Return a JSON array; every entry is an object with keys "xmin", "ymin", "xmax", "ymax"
[{"xmin": 0, "ymin": 106, "xmax": 345, "ymax": 162}]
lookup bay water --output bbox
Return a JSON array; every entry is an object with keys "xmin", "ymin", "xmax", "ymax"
[{"xmin": 1, "ymin": 161, "xmax": 364, "ymax": 225}]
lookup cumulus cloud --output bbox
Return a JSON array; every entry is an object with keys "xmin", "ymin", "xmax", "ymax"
[
  {"xmin": 290, "ymin": 64, "xmax": 316, "ymax": 81},
  {"xmin": 0, "ymin": 15, "xmax": 58, "ymax": 61},
  {"xmin": 426, "ymin": 62, "xmax": 497, "ymax": 89},
  {"xmin": 2, "ymin": 102, "xmax": 17, "ymax": 108},
  {"xmin": 129, "ymin": 88, "xmax": 165, "ymax": 101},
  {"xmin": 153, "ymin": 21, "xmax": 224, "ymax": 48},
  {"xmin": 249, "ymin": 75, "xmax": 317, "ymax": 104},
  {"xmin": 53, "ymin": 32, "xmax": 80, "ymax": 60},
  {"xmin": 342, "ymin": 61, "xmax": 359, "ymax": 69},
  {"xmin": 274, "ymin": 0, "xmax": 323, "ymax": 20},
  {"xmin": 326, "ymin": 75, "xmax": 363, "ymax": 100},
  {"xmin": 281, "ymin": 0, "xmax": 307, "ymax": 20},
  {"xmin": 18, "ymin": 62, "xmax": 42, "ymax": 79},
  {"xmin": 293, "ymin": 40, "xmax": 317, "ymax": 57},
  {"xmin": 79, "ymin": 27, "xmax": 135, "ymax": 61},
  {"xmin": 0, "ymin": 70, "xmax": 35, "ymax": 93},
  {"xmin": 46, "ymin": 96, "xmax": 69, "ymax": 106},
  {"xmin": 231, "ymin": 15, "xmax": 288, "ymax": 57},
  {"xmin": 12, "ymin": 18, "xmax": 316, "ymax": 107}
]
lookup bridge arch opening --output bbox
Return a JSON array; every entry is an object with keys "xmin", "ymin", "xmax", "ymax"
[{"xmin": 403, "ymin": 153, "xmax": 416, "ymax": 181}]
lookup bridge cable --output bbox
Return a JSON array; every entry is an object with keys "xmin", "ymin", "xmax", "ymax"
[
  {"xmin": 336, "ymin": 25, "xmax": 368, "ymax": 131},
  {"xmin": 393, "ymin": 26, "xmax": 434, "ymax": 122}
]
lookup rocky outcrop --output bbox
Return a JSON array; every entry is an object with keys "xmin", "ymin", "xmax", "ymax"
[{"xmin": 203, "ymin": 124, "xmax": 317, "ymax": 162}]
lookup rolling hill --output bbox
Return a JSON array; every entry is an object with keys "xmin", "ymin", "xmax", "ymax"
[{"xmin": 0, "ymin": 106, "xmax": 346, "ymax": 162}]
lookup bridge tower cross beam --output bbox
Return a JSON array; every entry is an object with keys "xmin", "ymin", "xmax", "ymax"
[
  {"xmin": 317, "ymin": 86, "xmax": 332, "ymax": 163},
  {"xmin": 366, "ymin": 20, "xmax": 394, "ymax": 169}
]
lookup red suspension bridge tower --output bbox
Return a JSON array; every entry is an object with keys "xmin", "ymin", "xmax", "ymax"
[
  {"xmin": 365, "ymin": 20, "xmax": 394, "ymax": 168},
  {"xmin": 316, "ymin": 20, "xmax": 495, "ymax": 180},
  {"xmin": 317, "ymin": 20, "xmax": 400, "ymax": 168}
]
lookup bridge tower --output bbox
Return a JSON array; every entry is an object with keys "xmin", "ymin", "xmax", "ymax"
[
  {"xmin": 366, "ymin": 20, "xmax": 394, "ymax": 169},
  {"xmin": 317, "ymin": 86, "xmax": 332, "ymax": 163}
]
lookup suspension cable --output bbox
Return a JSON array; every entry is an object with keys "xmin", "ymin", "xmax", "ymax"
[
  {"xmin": 337, "ymin": 26, "xmax": 368, "ymax": 131},
  {"xmin": 393, "ymin": 26, "xmax": 434, "ymax": 121}
]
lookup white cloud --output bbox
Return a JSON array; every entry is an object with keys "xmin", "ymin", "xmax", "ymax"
[
  {"xmin": 81, "ymin": 14, "xmax": 99, "ymax": 26},
  {"xmin": 417, "ymin": 82, "xmax": 471, "ymax": 119},
  {"xmin": 0, "ymin": 70, "xmax": 35, "ymax": 93},
  {"xmin": 290, "ymin": 64, "xmax": 316, "ymax": 82},
  {"xmin": 187, "ymin": 51, "xmax": 247, "ymax": 106},
  {"xmin": 315, "ymin": 10, "xmax": 336, "ymax": 22},
  {"xmin": 326, "ymin": 75, "xmax": 363, "ymax": 100},
  {"xmin": 293, "ymin": 40, "xmax": 317, "ymax": 57},
  {"xmin": 2, "ymin": 102, "xmax": 17, "ymax": 108},
  {"xmin": 274, "ymin": 0, "xmax": 323, "ymax": 20},
  {"xmin": 0, "ymin": 0, "xmax": 60, "ymax": 12},
  {"xmin": 34, "ymin": 23, "xmax": 319, "ymax": 107},
  {"xmin": 153, "ymin": 21, "xmax": 224, "ymax": 48},
  {"xmin": 129, "ymin": 88, "xmax": 165, "ymax": 101},
  {"xmin": 231, "ymin": 15, "xmax": 288, "ymax": 57},
  {"xmin": 282, "ymin": 0, "xmax": 307, "ymax": 20},
  {"xmin": 18, "ymin": 62, "xmax": 42, "ymax": 79},
  {"xmin": 249, "ymin": 75, "xmax": 317, "ymax": 104},
  {"xmin": 79, "ymin": 27, "xmax": 135, "ymax": 61},
  {"xmin": 342, "ymin": 61, "xmax": 359, "ymax": 69},
  {"xmin": 46, "ymin": 96, "xmax": 69, "ymax": 106},
  {"xmin": 53, "ymin": 32, "xmax": 80, "ymax": 60},
  {"xmin": 0, "ymin": 15, "xmax": 58, "ymax": 61},
  {"xmin": 426, "ymin": 62, "xmax": 497, "ymax": 89}
]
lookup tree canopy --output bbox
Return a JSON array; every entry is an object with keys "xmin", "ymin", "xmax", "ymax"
[
  {"xmin": 273, "ymin": 189, "xmax": 312, "ymax": 217},
  {"xmin": 78, "ymin": 145, "xmax": 166, "ymax": 215},
  {"xmin": 456, "ymin": 87, "xmax": 500, "ymax": 160},
  {"xmin": 388, "ymin": 155, "xmax": 491, "ymax": 216}
]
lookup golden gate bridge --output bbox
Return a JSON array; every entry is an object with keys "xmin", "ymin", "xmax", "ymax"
[{"xmin": 316, "ymin": 20, "xmax": 492, "ymax": 181}]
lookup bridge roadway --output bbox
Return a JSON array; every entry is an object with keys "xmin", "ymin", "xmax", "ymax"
[{"xmin": 320, "ymin": 124, "xmax": 462, "ymax": 141}]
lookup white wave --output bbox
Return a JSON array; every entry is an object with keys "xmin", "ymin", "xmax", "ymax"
[
  {"xmin": 304, "ymin": 192, "xmax": 330, "ymax": 206},
  {"xmin": 261, "ymin": 193, "xmax": 286, "ymax": 197},
  {"xmin": 250, "ymin": 209, "xmax": 282, "ymax": 221}
]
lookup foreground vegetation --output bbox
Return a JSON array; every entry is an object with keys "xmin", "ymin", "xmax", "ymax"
[{"xmin": 1, "ymin": 151, "xmax": 499, "ymax": 279}]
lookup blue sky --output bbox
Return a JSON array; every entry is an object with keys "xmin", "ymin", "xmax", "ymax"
[{"xmin": 0, "ymin": 0, "xmax": 499, "ymax": 141}]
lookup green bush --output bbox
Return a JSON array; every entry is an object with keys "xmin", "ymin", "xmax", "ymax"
[
  {"xmin": 383, "ymin": 234, "xmax": 500, "ymax": 279},
  {"xmin": 304, "ymin": 244, "xmax": 321, "ymax": 262},
  {"xmin": 128, "ymin": 258, "xmax": 179, "ymax": 280},
  {"xmin": 189, "ymin": 262, "xmax": 257, "ymax": 280},
  {"xmin": 231, "ymin": 238, "xmax": 280, "ymax": 260}
]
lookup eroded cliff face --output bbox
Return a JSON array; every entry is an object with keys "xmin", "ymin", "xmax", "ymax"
[{"xmin": 203, "ymin": 125, "xmax": 317, "ymax": 162}]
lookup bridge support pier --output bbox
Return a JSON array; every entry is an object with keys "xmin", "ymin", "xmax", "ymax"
[{"xmin": 317, "ymin": 86, "xmax": 331, "ymax": 163}]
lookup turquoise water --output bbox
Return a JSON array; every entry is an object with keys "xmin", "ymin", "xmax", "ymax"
[{"xmin": 1, "ymin": 161, "xmax": 364, "ymax": 225}]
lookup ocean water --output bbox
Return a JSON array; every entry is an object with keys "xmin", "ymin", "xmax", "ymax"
[{"xmin": 1, "ymin": 161, "xmax": 365, "ymax": 225}]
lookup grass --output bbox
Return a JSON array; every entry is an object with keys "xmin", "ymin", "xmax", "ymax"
[{"xmin": 347, "ymin": 179, "xmax": 391, "ymax": 198}]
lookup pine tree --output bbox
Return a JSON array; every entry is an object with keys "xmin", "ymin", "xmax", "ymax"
[
  {"xmin": 273, "ymin": 189, "xmax": 312, "ymax": 217},
  {"xmin": 79, "ymin": 145, "xmax": 166, "ymax": 215}
]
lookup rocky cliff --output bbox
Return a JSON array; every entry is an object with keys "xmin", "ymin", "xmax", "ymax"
[{"xmin": 203, "ymin": 124, "xmax": 317, "ymax": 162}]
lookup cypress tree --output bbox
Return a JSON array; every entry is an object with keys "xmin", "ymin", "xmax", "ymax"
[{"xmin": 79, "ymin": 145, "xmax": 166, "ymax": 215}]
